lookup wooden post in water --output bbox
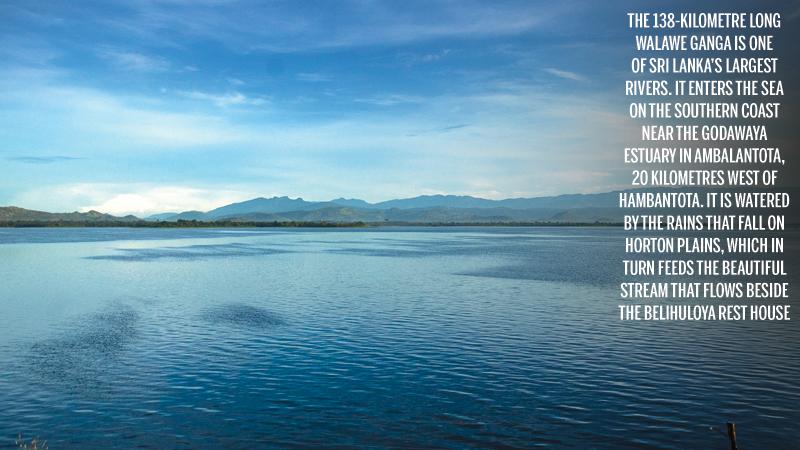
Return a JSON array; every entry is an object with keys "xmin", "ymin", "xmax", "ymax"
[{"xmin": 726, "ymin": 422, "xmax": 738, "ymax": 450}]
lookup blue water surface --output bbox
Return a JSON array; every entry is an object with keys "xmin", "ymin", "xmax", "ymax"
[{"xmin": 0, "ymin": 227, "xmax": 797, "ymax": 449}]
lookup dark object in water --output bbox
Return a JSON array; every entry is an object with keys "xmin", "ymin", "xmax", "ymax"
[{"xmin": 727, "ymin": 422, "xmax": 738, "ymax": 450}]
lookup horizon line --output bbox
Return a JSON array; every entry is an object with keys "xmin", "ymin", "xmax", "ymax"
[{"xmin": 4, "ymin": 189, "xmax": 629, "ymax": 217}]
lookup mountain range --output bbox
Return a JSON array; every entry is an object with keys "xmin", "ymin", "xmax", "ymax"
[
  {"xmin": 0, "ymin": 206, "xmax": 140, "ymax": 223},
  {"xmin": 0, "ymin": 192, "xmax": 621, "ymax": 224},
  {"xmin": 145, "ymin": 192, "xmax": 622, "ymax": 223},
  {"xmin": 4, "ymin": 188, "xmax": 796, "ymax": 225}
]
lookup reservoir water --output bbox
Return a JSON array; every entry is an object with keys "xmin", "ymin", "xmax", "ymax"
[{"xmin": 0, "ymin": 227, "xmax": 798, "ymax": 448}]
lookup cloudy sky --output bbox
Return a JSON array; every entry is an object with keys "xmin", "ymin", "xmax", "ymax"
[{"xmin": 1, "ymin": 0, "xmax": 798, "ymax": 215}]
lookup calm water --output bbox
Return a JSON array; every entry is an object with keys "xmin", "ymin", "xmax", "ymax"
[{"xmin": 0, "ymin": 227, "xmax": 798, "ymax": 449}]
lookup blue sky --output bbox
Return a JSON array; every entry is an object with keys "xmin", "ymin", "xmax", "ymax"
[{"xmin": 1, "ymin": 0, "xmax": 797, "ymax": 215}]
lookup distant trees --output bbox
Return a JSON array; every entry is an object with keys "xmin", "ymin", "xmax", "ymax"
[{"xmin": 0, "ymin": 220, "xmax": 369, "ymax": 228}]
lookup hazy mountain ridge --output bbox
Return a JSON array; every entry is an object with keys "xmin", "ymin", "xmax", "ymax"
[
  {"xmin": 147, "ymin": 191, "xmax": 624, "ymax": 222},
  {"xmin": 0, "ymin": 206, "xmax": 140, "ymax": 223},
  {"xmin": 144, "ymin": 192, "xmax": 624, "ymax": 223},
  {"xmin": 6, "ymin": 188, "xmax": 796, "ymax": 225},
  {"xmin": 213, "ymin": 206, "xmax": 593, "ymax": 223}
]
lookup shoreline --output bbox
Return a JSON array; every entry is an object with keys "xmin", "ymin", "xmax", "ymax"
[{"xmin": 0, "ymin": 221, "xmax": 622, "ymax": 228}]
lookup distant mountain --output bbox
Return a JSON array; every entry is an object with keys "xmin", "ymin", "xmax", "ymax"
[
  {"xmin": 374, "ymin": 195, "xmax": 497, "ymax": 209},
  {"xmin": 147, "ymin": 212, "xmax": 179, "ymax": 221},
  {"xmin": 496, "ymin": 193, "xmax": 619, "ymax": 209},
  {"xmin": 224, "ymin": 207, "xmax": 386, "ymax": 223},
  {"xmin": 329, "ymin": 198, "xmax": 375, "ymax": 209},
  {"xmin": 149, "ymin": 191, "xmax": 625, "ymax": 222},
  {"xmin": 0, "ymin": 206, "xmax": 140, "ymax": 223},
  {"xmin": 209, "ymin": 205, "xmax": 620, "ymax": 224},
  {"xmin": 546, "ymin": 207, "xmax": 621, "ymax": 223},
  {"xmin": 165, "ymin": 210, "xmax": 207, "ymax": 221},
  {"xmin": 15, "ymin": 187, "xmax": 792, "ymax": 226},
  {"xmin": 372, "ymin": 193, "xmax": 619, "ymax": 210},
  {"xmin": 206, "ymin": 196, "xmax": 318, "ymax": 219}
]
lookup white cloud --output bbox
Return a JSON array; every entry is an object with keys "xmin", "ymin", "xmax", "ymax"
[
  {"xmin": 14, "ymin": 183, "xmax": 255, "ymax": 216},
  {"xmin": 0, "ymin": 36, "xmax": 61, "ymax": 66},
  {"xmin": 543, "ymin": 67, "xmax": 587, "ymax": 82},
  {"xmin": 354, "ymin": 94, "xmax": 426, "ymax": 106},
  {"xmin": 2, "ymin": 80, "xmax": 244, "ymax": 147},
  {"xmin": 396, "ymin": 49, "xmax": 451, "ymax": 65},
  {"xmin": 99, "ymin": 49, "xmax": 171, "ymax": 72},
  {"xmin": 177, "ymin": 90, "xmax": 269, "ymax": 107},
  {"xmin": 66, "ymin": 1, "xmax": 555, "ymax": 53},
  {"xmin": 0, "ymin": 51, "xmax": 630, "ymax": 203}
]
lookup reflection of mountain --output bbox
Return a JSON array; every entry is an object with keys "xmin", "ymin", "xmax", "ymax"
[{"xmin": 4, "ymin": 188, "xmax": 797, "ymax": 224}]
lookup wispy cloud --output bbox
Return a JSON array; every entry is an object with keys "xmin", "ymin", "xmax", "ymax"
[
  {"xmin": 0, "ymin": 36, "xmax": 61, "ymax": 66},
  {"xmin": 406, "ymin": 123, "xmax": 469, "ymax": 137},
  {"xmin": 396, "ymin": 49, "xmax": 451, "ymax": 65},
  {"xmin": 440, "ymin": 123, "xmax": 469, "ymax": 132},
  {"xmin": 50, "ymin": 1, "xmax": 552, "ymax": 53},
  {"xmin": 354, "ymin": 94, "xmax": 426, "ymax": 106},
  {"xmin": 177, "ymin": 90, "xmax": 269, "ymax": 107},
  {"xmin": 6, "ymin": 155, "xmax": 83, "ymax": 164},
  {"xmin": 98, "ymin": 49, "xmax": 171, "ymax": 72},
  {"xmin": 543, "ymin": 68, "xmax": 587, "ymax": 82},
  {"xmin": 11, "ymin": 84, "xmax": 246, "ymax": 147},
  {"xmin": 296, "ymin": 72, "xmax": 332, "ymax": 82},
  {"xmin": 0, "ymin": 0, "xmax": 656, "ymax": 209}
]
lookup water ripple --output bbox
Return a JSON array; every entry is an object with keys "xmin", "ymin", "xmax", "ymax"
[
  {"xmin": 87, "ymin": 243, "xmax": 289, "ymax": 261},
  {"xmin": 200, "ymin": 303, "xmax": 285, "ymax": 329},
  {"xmin": 0, "ymin": 228, "xmax": 797, "ymax": 448}
]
